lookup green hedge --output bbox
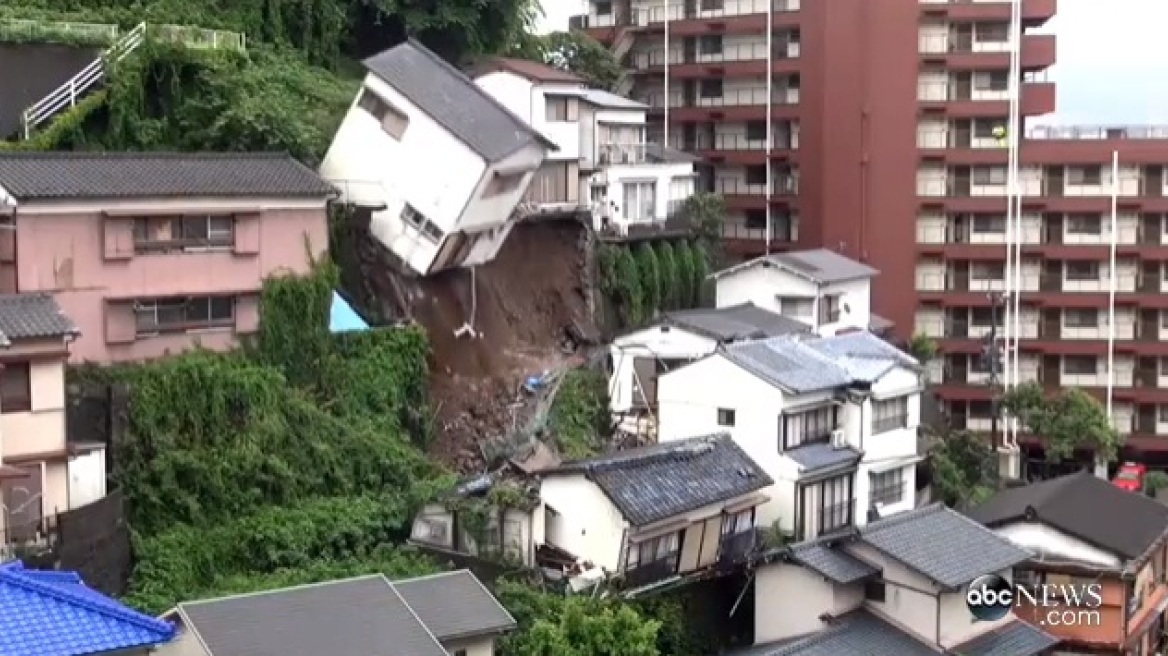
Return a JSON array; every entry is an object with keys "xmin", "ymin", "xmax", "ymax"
[{"xmin": 600, "ymin": 239, "xmax": 713, "ymax": 328}]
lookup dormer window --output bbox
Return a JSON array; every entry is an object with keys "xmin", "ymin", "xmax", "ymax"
[{"xmin": 357, "ymin": 88, "xmax": 409, "ymax": 140}]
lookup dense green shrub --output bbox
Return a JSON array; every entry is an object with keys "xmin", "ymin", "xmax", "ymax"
[{"xmin": 548, "ymin": 369, "xmax": 611, "ymax": 459}]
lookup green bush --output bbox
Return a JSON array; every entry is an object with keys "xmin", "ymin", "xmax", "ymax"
[
  {"xmin": 548, "ymin": 369, "xmax": 611, "ymax": 459},
  {"xmin": 635, "ymin": 243, "xmax": 661, "ymax": 320},
  {"xmin": 656, "ymin": 242, "xmax": 678, "ymax": 310}
]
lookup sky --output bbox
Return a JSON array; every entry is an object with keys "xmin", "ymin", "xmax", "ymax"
[{"xmin": 535, "ymin": 0, "xmax": 1168, "ymax": 125}]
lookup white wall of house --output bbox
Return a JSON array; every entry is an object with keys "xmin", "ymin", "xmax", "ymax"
[
  {"xmin": 442, "ymin": 635, "xmax": 498, "ymax": 656},
  {"xmin": 539, "ymin": 473, "xmax": 627, "ymax": 571},
  {"xmin": 849, "ymin": 366, "xmax": 922, "ymax": 520},
  {"xmin": 993, "ymin": 522, "xmax": 1122, "ymax": 570},
  {"xmin": 657, "ymin": 355, "xmax": 802, "ymax": 528},
  {"xmin": 475, "ymin": 72, "xmax": 583, "ymax": 161},
  {"xmin": 753, "ymin": 562, "xmax": 863, "ymax": 644},
  {"xmin": 319, "ymin": 73, "xmax": 545, "ymax": 275},
  {"xmin": 609, "ymin": 325, "xmax": 717, "ymax": 413},
  {"xmin": 594, "ymin": 164, "xmax": 696, "ymax": 227},
  {"xmin": 714, "ymin": 265, "xmax": 872, "ymax": 336}
]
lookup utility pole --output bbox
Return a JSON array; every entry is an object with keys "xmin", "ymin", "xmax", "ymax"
[{"xmin": 981, "ymin": 292, "xmax": 1007, "ymax": 449}]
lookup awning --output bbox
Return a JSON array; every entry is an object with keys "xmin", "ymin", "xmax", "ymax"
[{"xmin": 329, "ymin": 292, "xmax": 370, "ymax": 333}]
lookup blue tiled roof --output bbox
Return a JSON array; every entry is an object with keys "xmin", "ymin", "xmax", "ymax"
[{"xmin": 0, "ymin": 561, "xmax": 175, "ymax": 656}]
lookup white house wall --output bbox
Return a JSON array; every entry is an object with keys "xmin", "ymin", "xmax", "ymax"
[
  {"xmin": 657, "ymin": 355, "xmax": 803, "ymax": 528},
  {"xmin": 595, "ymin": 109, "xmax": 647, "ymax": 125},
  {"xmin": 460, "ymin": 142, "xmax": 546, "ymax": 232},
  {"xmin": 475, "ymin": 71, "xmax": 582, "ymax": 161},
  {"xmin": 539, "ymin": 473, "xmax": 627, "ymax": 571},
  {"xmin": 609, "ymin": 325, "xmax": 717, "ymax": 412},
  {"xmin": 851, "ymin": 366, "xmax": 921, "ymax": 519},
  {"xmin": 474, "ymin": 71, "xmax": 535, "ymax": 124},
  {"xmin": 714, "ymin": 265, "xmax": 872, "ymax": 335},
  {"xmin": 993, "ymin": 522, "xmax": 1122, "ymax": 570},
  {"xmin": 753, "ymin": 564, "xmax": 844, "ymax": 643}
]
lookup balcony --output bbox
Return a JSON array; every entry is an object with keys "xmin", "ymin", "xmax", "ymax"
[
  {"xmin": 721, "ymin": 218, "xmax": 799, "ymax": 256},
  {"xmin": 716, "ymin": 176, "xmax": 799, "ymax": 212},
  {"xmin": 636, "ymin": 0, "xmax": 801, "ymax": 36},
  {"xmin": 598, "ymin": 142, "xmax": 650, "ymax": 165},
  {"xmin": 630, "ymin": 41, "xmax": 799, "ymax": 77},
  {"xmin": 917, "ymin": 33, "xmax": 1056, "ymax": 71},
  {"xmin": 623, "ymin": 558, "xmax": 677, "ymax": 588},
  {"xmin": 679, "ymin": 129, "xmax": 798, "ymax": 165},
  {"xmin": 598, "ymin": 204, "xmax": 696, "ymax": 243},
  {"xmin": 916, "ymin": 81, "xmax": 1054, "ymax": 117},
  {"xmin": 919, "ymin": 0, "xmax": 1058, "ymax": 27},
  {"xmin": 718, "ymin": 528, "xmax": 760, "ymax": 567},
  {"xmin": 643, "ymin": 86, "xmax": 801, "ymax": 122}
]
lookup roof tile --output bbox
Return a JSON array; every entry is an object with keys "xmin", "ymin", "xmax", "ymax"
[
  {"xmin": 660, "ymin": 303, "xmax": 810, "ymax": 341},
  {"xmin": 742, "ymin": 610, "xmax": 937, "ymax": 656},
  {"xmin": 788, "ymin": 540, "xmax": 880, "ymax": 584},
  {"xmin": 952, "ymin": 619, "xmax": 1059, "ymax": 656},
  {"xmin": 393, "ymin": 570, "xmax": 516, "ymax": 641},
  {"xmin": 0, "ymin": 293, "xmax": 78, "ymax": 344},
  {"xmin": 784, "ymin": 442, "xmax": 862, "ymax": 476}
]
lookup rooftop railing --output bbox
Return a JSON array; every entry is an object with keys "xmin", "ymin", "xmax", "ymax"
[{"xmin": 1025, "ymin": 125, "xmax": 1168, "ymax": 140}]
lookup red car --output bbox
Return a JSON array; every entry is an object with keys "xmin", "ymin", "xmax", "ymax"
[{"xmin": 1113, "ymin": 462, "xmax": 1147, "ymax": 492}]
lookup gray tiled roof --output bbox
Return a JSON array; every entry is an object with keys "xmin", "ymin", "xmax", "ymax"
[
  {"xmin": 784, "ymin": 442, "xmax": 862, "ymax": 477},
  {"xmin": 953, "ymin": 620, "xmax": 1059, "ymax": 656},
  {"xmin": 393, "ymin": 570, "xmax": 516, "ymax": 641},
  {"xmin": 967, "ymin": 470, "xmax": 1168, "ymax": 563},
  {"xmin": 723, "ymin": 336, "xmax": 853, "ymax": 393},
  {"xmin": 0, "ymin": 153, "xmax": 335, "ymax": 201},
  {"xmin": 547, "ymin": 434, "xmax": 773, "ymax": 527},
  {"xmin": 581, "ymin": 88, "xmax": 647, "ymax": 109},
  {"xmin": 0, "ymin": 293, "xmax": 77, "ymax": 344},
  {"xmin": 178, "ymin": 575, "xmax": 447, "ymax": 656},
  {"xmin": 859, "ymin": 504, "xmax": 1032, "ymax": 589},
  {"xmin": 805, "ymin": 331, "xmax": 920, "ymax": 383},
  {"xmin": 766, "ymin": 249, "xmax": 878, "ymax": 283},
  {"xmin": 364, "ymin": 39, "xmax": 556, "ymax": 163},
  {"xmin": 661, "ymin": 303, "xmax": 810, "ymax": 342},
  {"xmin": 744, "ymin": 610, "xmax": 937, "ymax": 656},
  {"xmin": 788, "ymin": 539, "xmax": 879, "ymax": 584}
]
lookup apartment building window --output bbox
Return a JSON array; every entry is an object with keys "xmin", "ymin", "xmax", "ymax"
[
  {"xmin": 972, "ymin": 166, "xmax": 1007, "ymax": 185},
  {"xmin": 357, "ymin": 88, "xmax": 409, "ymax": 140},
  {"xmin": 971, "ymin": 215, "xmax": 1006, "ymax": 233},
  {"xmin": 133, "ymin": 215, "xmax": 234, "ymax": 252},
  {"xmin": 1064, "ymin": 308, "xmax": 1100, "ymax": 328},
  {"xmin": 976, "ymin": 23, "xmax": 1010, "ymax": 43},
  {"xmin": 1068, "ymin": 166, "xmax": 1102, "ymax": 185},
  {"xmin": 701, "ymin": 0, "xmax": 724, "ymax": 10},
  {"xmin": 781, "ymin": 405, "xmax": 837, "ymax": 450},
  {"xmin": 623, "ymin": 181, "xmax": 657, "ymax": 221},
  {"xmin": 970, "ymin": 307, "xmax": 995, "ymax": 327},
  {"xmin": 745, "ymin": 166, "xmax": 767, "ymax": 185},
  {"xmin": 817, "ymin": 294, "xmax": 841, "ymax": 325},
  {"xmin": 872, "ymin": 396, "xmax": 909, "ymax": 434},
  {"xmin": 699, "ymin": 79, "xmax": 723, "ymax": 98},
  {"xmin": 484, "ymin": 171, "xmax": 525, "ymax": 198},
  {"xmin": 1062, "ymin": 355, "xmax": 1098, "ymax": 375},
  {"xmin": 745, "ymin": 121, "xmax": 767, "ymax": 141},
  {"xmin": 870, "ymin": 468, "xmax": 905, "ymax": 506},
  {"xmin": 975, "ymin": 71, "xmax": 1009, "ymax": 91},
  {"xmin": 135, "ymin": 296, "xmax": 235, "ymax": 335},
  {"xmin": 401, "ymin": 204, "xmax": 445, "ymax": 242},
  {"xmin": 745, "ymin": 210, "xmax": 767, "ymax": 229},
  {"xmin": 626, "ymin": 532, "xmax": 679, "ymax": 570},
  {"xmin": 1066, "ymin": 213, "xmax": 1103, "ymax": 234},
  {"xmin": 973, "ymin": 121, "xmax": 1000, "ymax": 139},
  {"xmin": 969, "ymin": 400, "xmax": 994, "ymax": 419},
  {"xmin": 699, "ymin": 35, "xmax": 722, "ymax": 55},
  {"xmin": 972, "ymin": 262, "xmax": 1005, "ymax": 281},
  {"xmin": 1065, "ymin": 261, "xmax": 1099, "ymax": 281},
  {"xmin": 0, "ymin": 361, "xmax": 31, "ymax": 413},
  {"xmin": 717, "ymin": 408, "xmax": 736, "ymax": 427},
  {"xmin": 595, "ymin": 0, "xmax": 612, "ymax": 14}
]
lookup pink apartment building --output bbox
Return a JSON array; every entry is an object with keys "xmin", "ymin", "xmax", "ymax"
[{"xmin": 0, "ymin": 152, "xmax": 335, "ymax": 363}]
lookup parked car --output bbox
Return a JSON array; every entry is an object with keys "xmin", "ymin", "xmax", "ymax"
[{"xmin": 1113, "ymin": 462, "xmax": 1147, "ymax": 493}]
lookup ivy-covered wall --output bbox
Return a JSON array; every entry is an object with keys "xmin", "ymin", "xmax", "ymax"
[{"xmin": 598, "ymin": 239, "xmax": 712, "ymax": 329}]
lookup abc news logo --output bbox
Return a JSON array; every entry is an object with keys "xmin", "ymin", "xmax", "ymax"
[{"xmin": 966, "ymin": 574, "xmax": 1104, "ymax": 621}]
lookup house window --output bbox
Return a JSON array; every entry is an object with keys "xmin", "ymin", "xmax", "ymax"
[
  {"xmin": 699, "ymin": 35, "xmax": 723, "ymax": 55},
  {"xmin": 779, "ymin": 297, "xmax": 812, "ymax": 318},
  {"xmin": 699, "ymin": 79, "xmax": 723, "ymax": 99},
  {"xmin": 717, "ymin": 408, "xmax": 736, "ymax": 427},
  {"xmin": 357, "ymin": 88, "xmax": 409, "ymax": 140},
  {"xmin": 484, "ymin": 171, "xmax": 526, "ymax": 198},
  {"xmin": 623, "ymin": 181, "xmax": 657, "ymax": 221},
  {"xmin": 869, "ymin": 468, "xmax": 905, "ymax": 506},
  {"xmin": 401, "ymin": 204, "xmax": 445, "ymax": 242},
  {"xmin": 1063, "ymin": 308, "xmax": 1099, "ymax": 328},
  {"xmin": 626, "ymin": 532, "xmax": 679, "ymax": 570},
  {"xmin": 1068, "ymin": 166, "xmax": 1102, "ymax": 185},
  {"xmin": 721, "ymin": 509, "xmax": 753, "ymax": 535},
  {"xmin": 971, "ymin": 215, "xmax": 1005, "ymax": 233},
  {"xmin": 546, "ymin": 97, "xmax": 576, "ymax": 122},
  {"xmin": 1066, "ymin": 213, "xmax": 1103, "ymax": 234},
  {"xmin": 135, "ymin": 296, "xmax": 235, "ymax": 335},
  {"xmin": 864, "ymin": 580, "xmax": 887, "ymax": 602},
  {"xmin": 525, "ymin": 162, "xmax": 572, "ymax": 204},
  {"xmin": 872, "ymin": 396, "xmax": 909, "ymax": 434},
  {"xmin": 817, "ymin": 294, "xmax": 841, "ymax": 325},
  {"xmin": 745, "ymin": 121, "xmax": 767, "ymax": 141},
  {"xmin": 1062, "ymin": 355, "xmax": 1098, "ymax": 375},
  {"xmin": 133, "ymin": 216, "xmax": 234, "ymax": 252},
  {"xmin": 595, "ymin": 0, "xmax": 612, "ymax": 14},
  {"xmin": 781, "ymin": 405, "xmax": 836, "ymax": 450},
  {"xmin": 1065, "ymin": 261, "xmax": 1099, "ymax": 281},
  {"xmin": 818, "ymin": 473, "xmax": 852, "ymax": 534},
  {"xmin": 0, "ymin": 361, "xmax": 31, "ymax": 413},
  {"xmin": 972, "ymin": 166, "xmax": 1007, "ymax": 185}
]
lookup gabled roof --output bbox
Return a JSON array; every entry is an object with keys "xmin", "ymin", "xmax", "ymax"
[
  {"xmin": 175, "ymin": 570, "xmax": 514, "ymax": 656},
  {"xmin": 786, "ymin": 538, "xmax": 879, "ymax": 584},
  {"xmin": 804, "ymin": 331, "xmax": 921, "ymax": 382},
  {"xmin": 364, "ymin": 40, "xmax": 558, "ymax": 162},
  {"xmin": 656, "ymin": 302, "xmax": 810, "ymax": 342},
  {"xmin": 0, "ymin": 292, "xmax": 78, "ymax": 344},
  {"xmin": 710, "ymin": 248, "xmax": 878, "ymax": 284},
  {"xmin": 952, "ymin": 620, "xmax": 1060, "ymax": 656},
  {"xmin": 0, "ymin": 152, "xmax": 336, "ymax": 201},
  {"xmin": 967, "ymin": 470, "xmax": 1168, "ymax": 563},
  {"xmin": 736, "ymin": 610, "xmax": 937, "ymax": 656},
  {"xmin": 858, "ymin": 503, "xmax": 1032, "ymax": 589},
  {"xmin": 0, "ymin": 560, "xmax": 175, "ymax": 655},
  {"xmin": 722, "ymin": 331, "xmax": 915, "ymax": 394},
  {"xmin": 542, "ymin": 434, "xmax": 772, "ymax": 526},
  {"xmin": 472, "ymin": 57, "xmax": 585, "ymax": 84},
  {"xmin": 581, "ymin": 88, "xmax": 647, "ymax": 109}
]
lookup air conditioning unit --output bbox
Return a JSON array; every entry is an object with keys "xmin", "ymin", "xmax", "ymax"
[{"xmin": 830, "ymin": 429, "xmax": 846, "ymax": 449}]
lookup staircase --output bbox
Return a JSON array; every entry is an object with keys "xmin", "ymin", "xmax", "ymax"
[{"xmin": 18, "ymin": 21, "xmax": 246, "ymax": 139}]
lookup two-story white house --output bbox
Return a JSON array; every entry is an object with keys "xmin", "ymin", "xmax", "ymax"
[
  {"xmin": 710, "ymin": 249, "xmax": 894, "ymax": 337},
  {"xmin": 739, "ymin": 504, "xmax": 1059, "ymax": 655},
  {"xmin": 472, "ymin": 58, "xmax": 698, "ymax": 236},
  {"xmin": 318, "ymin": 40, "xmax": 558, "ymax": 277},
  {"xmin": 537, "ymin": 433, "xmax": 772, "ymax": 594},
  {"xmin": 657, "ymin": 331, "xmax": 922, "ymax": 540}
]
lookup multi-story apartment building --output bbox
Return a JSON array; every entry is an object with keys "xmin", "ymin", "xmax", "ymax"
[{"xmin": 579, "ymin": 1, "xmax": 1168, "ymax": 468}]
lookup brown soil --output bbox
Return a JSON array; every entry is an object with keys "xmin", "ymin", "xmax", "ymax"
[{"xmin": 347, "ymin": 218, "xmax": 592, "ymax": 471}]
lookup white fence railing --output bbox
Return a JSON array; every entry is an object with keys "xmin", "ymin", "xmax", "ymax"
[{"xmin": 0, "ymin": 19, "xmax": 119, "ymax": 44}]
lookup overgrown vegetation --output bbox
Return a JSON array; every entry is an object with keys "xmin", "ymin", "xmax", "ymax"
[
  {"xmin": 599, "ymin": 239, "xmax": 713, "ymax": 328},
  {"xmin": 928, "ymin": 427, "xmax": 998, "ymax": 508},
  {"xmin": 548, "ymin": 369, "xmax": 612, "ymax": 459}
]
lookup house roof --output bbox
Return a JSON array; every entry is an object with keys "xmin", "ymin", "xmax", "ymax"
[
  {"xmin": 365, "ymin": 41, "xmax": 557, "ymax": 163},
  {"xmin": 859, "ymin": 503, "xmax": 1032, "ymax": 589},
  {"xmin": 581, "ymin": 88, "xmax": 647, "ymax": 109},
  {"xmin": 176, "ymin": 570, "xmax": 514, "ymax": 656},
  {"xmin": 0, "ymin": 152, "xmax": 335, "ymax": 201},
  {"xmin": 659, "ymin": 302, "xmax": 809, "ymax": 342},
  {"xmin": 710, "ymin": 248, "xmax": 878, "ymax": 284},
  {"xmin": 804, "ymin": 331, "xmax": 921, "ymax": 382},
  {"xmin": 784, "ymin": 442, "xmax": 863, "ymax": 477},
  {"xmin": 787, "ymin": 539, "xmax": 879, "ymax": 584},
  {"xmin": 473, "ymin": 57, "xmax": 585, "ymax": 84},
  {"xmin": 951, "ymin": 619, "xmax": 1060, "ymax": 656},
  {"xmin": 737, "ymin": 610, "xmax": 937, "ymax": 656},
  {"xmin": 544, "ymin": 434, "xmax": 772, "ymax": 527},
  {"xmin": 0, "ymin": 292, "xmax": 78, "ymax": 344},
  {"xmin": 967, "ymin": 470, "xmax": 1168, "ymax": 563},
  {"xmin": 0, "ymin": 560, "xmax": 176, "ymax": 656},
  {"xmin": 722, "ymin": 331, "xmax": 918, "ymax": 394}
]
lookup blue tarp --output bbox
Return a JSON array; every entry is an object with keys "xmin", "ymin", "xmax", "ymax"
[{"xmin": 330, "ymin": 291, "xmax": 370, "ymax": 333}]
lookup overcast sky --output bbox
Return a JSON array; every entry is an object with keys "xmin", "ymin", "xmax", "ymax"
[{"xmin": 536, "ymin": 0, "xmax": 1168, "ymax": 125}]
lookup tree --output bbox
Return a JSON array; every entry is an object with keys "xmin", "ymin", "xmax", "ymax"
[
  {"xmin": 928, "ymin": 428, "xmax": 997, "ymax": 508},
  {"xmin": 688, "ymin": 243, "xmax": 710, "ymax": 307},
  {"xmin": 528, "ymin": 30, "xmax": 624, "ymax": 90},
  {"xmin": 636, "ymin": 243, "xmax": 662, "ymax": 318},
  {"xmin": 1001, "ymin": 382, "xmax": 1122, "ymax": 463},
  {"xmin": 908, "ymin": 334, "xmax": 939, "ymax": 363},
  {"xmin": 612, "ymin": 246, "xmax": 644, "ymax": 326},
  {"xmin": 497, "ymin": 581, "xmax": 661, "ymax": 656},
  {"xmin": 656, "ymin": 242, "xmax": 678, "ymax": 310},
  {"xmin": 674, "ymin": 242, "xmax": 695, "ymax": 310}
]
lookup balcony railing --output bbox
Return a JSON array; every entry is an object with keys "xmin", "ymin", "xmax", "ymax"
[
  {"xmin": 624, "ymin": 557, "xmax": 677, "ymax": 588},
  {"xmin": 917, "ymin": 81, "xmax": 1010, "ymax": 103},
  {"xmin": 631, "ymin": 42, "xmax": 797, "ymax": 69},
  {"xmin": 716, "ymin": 177, "xmax": 799, "ymax": 195},
  {"xmin": 718, "ymin": 528, "xmax": 760, "ymax": 566},
  {"xmin": 721, "ymin": 220, "xmax": 798, "ymax": 242},
  {"xmin": 1025, "ymin": 125, "xmax": 1168, "ymax": 140},
  {"xmin": 639, "ymin": 88, "xmax": 798, "ymax": 109},
  {"xmin": 918, "ymin": 34, "xmax": 1015, "ymax": 54},
  {"xmin": 681, "ymin": 132, "xmax": 798, "ymax": 151},
  {"xmin": 598, "ymin": 143, "xmax": 650, "ymax": 165}
]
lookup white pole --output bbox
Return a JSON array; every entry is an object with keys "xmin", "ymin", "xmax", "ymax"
[
  {"xmin": 1105, "ymin": 150, "xmax": 1119, "ymax": 425},
  {"xmin": 764, "ymin": 0, "xmax": 773, "ymax": 255},
  {"xmin": 1006, "ymin": 0, "xmax": 1023, "ymax": 448},
  {"xmin": 662, "ymin": 0, "xmax": 670, "ymax": 150}
]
